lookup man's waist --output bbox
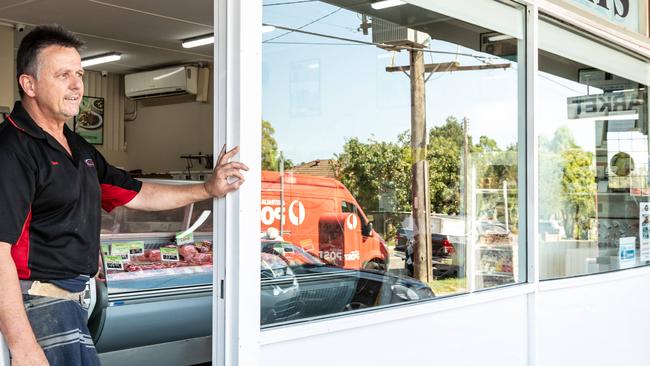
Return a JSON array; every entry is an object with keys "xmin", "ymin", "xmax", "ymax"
[{"xmin": 20, "ymin": 280, "xmax": 88, "ymax": 302}]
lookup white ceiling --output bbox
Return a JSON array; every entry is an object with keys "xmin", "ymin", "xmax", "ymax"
[{"xmin": 0, "ymin": 0, "xmax": 213, "ymax": 74}]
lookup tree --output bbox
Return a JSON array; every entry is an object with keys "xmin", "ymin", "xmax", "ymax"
[
  {"xmin": 560, "ymin": 149, "xmax": 595, "ymax": 239},
  {"xmin": 262, "ymin": 120, "xmax": 293, "ymax": 171},
  {"xmin": 427, "ymin": 117, "xmax": 464, "ymax": 214},
  {"xmin": 539, "ymin": 126, "xmax": 596, "ymax": 239},
  {"xmin": 335, "ymin": 137, "xmax": 412, "ymax": 212}
]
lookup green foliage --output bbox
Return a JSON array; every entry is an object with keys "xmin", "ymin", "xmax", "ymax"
[
  {"xmin": 336, "ymin": 116, "xmax": 519, "ymax": 233},
  {"xmin": 539, "ymin": 126, "xmax": 596, "ymax": 239},
  {"xmin": 560, "ymin": 149, "xmax": 595, "ymax": 239},
  {"xmin": 427, "ymin": 117, "xmax": 464, "ymax": 214},
  {"xmin": 262, "ymin": 120, "xmax": 293, "ymax": 171},
  {"xmin": 335, "ymin": 137, "xmax": 412, "ymax": 212}
]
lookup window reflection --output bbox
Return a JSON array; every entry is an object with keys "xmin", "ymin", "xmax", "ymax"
[
  {"xmin": 262, "ymin": 0, "xmax": 525, "ymax": 326},
  {"xmin": 538, "ymin": 47, "xmax": 649, "ymax": 279}
]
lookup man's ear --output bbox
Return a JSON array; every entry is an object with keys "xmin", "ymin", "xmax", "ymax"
[{"xmin": 18, "ymin": 74, "xmax": 36, "ymax": 98}]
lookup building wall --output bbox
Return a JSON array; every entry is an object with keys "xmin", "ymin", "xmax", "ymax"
[
  {"xmin": 261, "ymin": 268, "xmax": 650, "ymax": 366},
  {"xmin": 124, "ymin": 93, "xmax": 213, "ymax": 173},
  {"xmin": 124, "ymin": 66, "xmax": 213, "ymax": 173}
]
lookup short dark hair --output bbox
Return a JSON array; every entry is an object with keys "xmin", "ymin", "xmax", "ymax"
[{"xmin": 16, "ymin": 24, "xmax": 84, "ymax": 97}]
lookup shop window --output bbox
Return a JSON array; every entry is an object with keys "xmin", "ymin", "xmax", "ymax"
[
  {"xmin": 538, "ymin": 19, "xmax": 650, "ymax": 279},
  {"xmin": 261, "ymin": 0, "xmax": 526, "ymax": 327}
]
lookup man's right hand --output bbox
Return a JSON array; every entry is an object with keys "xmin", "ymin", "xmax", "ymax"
[{"xmin": 10, "ymin": 343, "xmax": 49, "ymax": 366}]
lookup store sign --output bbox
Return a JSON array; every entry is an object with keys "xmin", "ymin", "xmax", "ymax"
[
  {"xmin": 567, "ymin": 90, "xmax": 644, "ymax": 119},
  {"xmin": 566, "ymin": 0, "xmax": 639, "ymax": 32}
]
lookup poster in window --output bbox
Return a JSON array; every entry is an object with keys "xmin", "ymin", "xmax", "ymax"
[{"xmin": 74, "ymin": 96, "xmax": 104, "ymax": 145}]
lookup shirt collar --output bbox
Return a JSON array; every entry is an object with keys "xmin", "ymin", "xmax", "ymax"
[{"xmin": 7, "ymin": 101, "xmax": 47, "ymax": 140}]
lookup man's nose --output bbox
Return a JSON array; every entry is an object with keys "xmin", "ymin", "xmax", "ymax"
[{"xmin": 71, "ymin": 75, "xmax": 83, "ymax": 90}]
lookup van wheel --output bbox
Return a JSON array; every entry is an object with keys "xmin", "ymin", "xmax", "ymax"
[{"xmin": 364, "ymin": 260, "xmax": 386, "ymax": 272}]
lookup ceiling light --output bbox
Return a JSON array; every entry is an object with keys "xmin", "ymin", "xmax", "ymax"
[
  {"xmin": 262, "ymin": 25, "xmax": 276, "ymax": 33},
  {"xmin": 81, "ymin": 52, "xmax": 121, "ymax": 67},
  {"xmin": 487, "ymin": 34, "xmax": 515, "ymax": 42},
  {"xmin": 182, "ymin": 34, "xmax": 214, "ymax": 48},
  {"xmin": 371, "ymin": 0, "xmax": 405, "ymax": 10}
]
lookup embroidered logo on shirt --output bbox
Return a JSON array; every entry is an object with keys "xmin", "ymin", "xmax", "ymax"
[
  {"xmin": 84, "ymin": 159, "xmax": 95, "ymax": 167},
  {"xmin": 51, "ymin": 161, "xmax": 60, "ymax": 166}
]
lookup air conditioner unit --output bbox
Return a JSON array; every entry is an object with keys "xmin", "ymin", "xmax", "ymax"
[
  {"xmin": 372, "ymin": 18, "xmax": 430, "ymax": 49},
  {"xmin": 125, "ymin": 66, "xmax": 198, "ymax": 99}
]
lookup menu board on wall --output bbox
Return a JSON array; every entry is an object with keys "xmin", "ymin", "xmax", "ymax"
[{"xmin": 74, "ymin": 96, "xmax": 104, "ymax": 145}]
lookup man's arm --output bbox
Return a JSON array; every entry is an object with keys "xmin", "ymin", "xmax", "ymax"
[
  {"xmin": 125, "ymin": 146, "xmax": 248, "ymax": 211},
  {"xmin": 0, "ymin": 243, "xmax": 49, "ymax": 366}
]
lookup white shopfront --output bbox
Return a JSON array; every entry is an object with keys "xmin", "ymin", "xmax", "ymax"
[
  {"xmin": 0, "ymin": 0, "xmax": 649, "ymax": 365},
  {"xmin": 218, "ymin": 1, "xmax": 650, "ymax": 366}
]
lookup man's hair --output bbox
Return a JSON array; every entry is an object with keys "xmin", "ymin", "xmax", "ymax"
[{"xmin": 16, "ymin": 24, "xmax": 84, "ymax": 97}]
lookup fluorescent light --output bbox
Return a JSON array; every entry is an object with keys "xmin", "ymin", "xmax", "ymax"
[
  {"xmin": 182, "ymin": 34, "xmax": 214, "ymax": 48},
  {"xmin": 81, "ymin": 53, "xmax": 121, "ymax": 67},
  {"xmin": 487, "ymin": 34, "xmax": 515, "ymax": 42},
  {"xmin": 262, "ymin": 25, "xmax": 276, "ymax": 33},
  {"xmin": 371, "ymin": 0, "xmax": 405, "ymax": 10}
]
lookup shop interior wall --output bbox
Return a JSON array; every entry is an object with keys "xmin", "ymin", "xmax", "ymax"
[
  {"xmin": 0, "ymin": 25, "xmax": 14, "ymax": 111},
  {"xmin": 82, "ymin": 71, "xmax": 129, "ymax": 168},
  {"xmin": 124, "ymin": 64, "xmax": 213, "ymax": 174}
]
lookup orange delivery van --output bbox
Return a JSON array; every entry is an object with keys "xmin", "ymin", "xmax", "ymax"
[{"xmin": 261, "ymin": 171, "xmax": 389, "ymax": 271}]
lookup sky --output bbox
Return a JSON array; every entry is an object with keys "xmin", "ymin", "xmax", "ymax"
[{"xmin": 261, "ymin": 0, "xmax": 644, "ymax": 165}]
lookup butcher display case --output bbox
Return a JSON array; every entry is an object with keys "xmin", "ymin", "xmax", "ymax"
[{"xmin": 89, "ymin": 180, "xmax": 214, "ymax": 366}]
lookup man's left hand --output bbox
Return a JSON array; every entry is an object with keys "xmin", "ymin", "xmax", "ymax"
[{"xmin": 204, "ymin": 145, "xmax": 249, "ymax": 198}]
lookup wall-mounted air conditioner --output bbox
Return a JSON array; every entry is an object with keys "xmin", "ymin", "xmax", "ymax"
[
  {"xmin": 372, "ymin": 18, "xmax": 430, "ymax": 49},
  {"xmin": 125, "ymin": 66, "xmax": 198, "ymax": 100}
]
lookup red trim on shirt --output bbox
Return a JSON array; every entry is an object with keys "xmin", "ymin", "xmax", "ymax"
[
  {"xmin": 11, "ymin": 210, "xmax": 32, "ymax": 279},
  {"xmin": 101, "ymin": 184, "xmax": 138, "ymax": 212},
  {"xmin": 6, "ymin": 116, "xmax": 26, "ymax": 132}
]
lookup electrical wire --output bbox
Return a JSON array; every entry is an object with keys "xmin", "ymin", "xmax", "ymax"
[
  {"xmin": 263, "ymin": 0, "xmax": 320, "ymax": 6},
  {"xmin": 264, "ymin": 41, "xmax": 364, "ymax": 45},
  {"xmin": 263, "ymin": 8, "xmax": 342, "ymax": 43},
  {"xmin": 263, "ymin": 22, "xmax": 504, "ymax": 61}
]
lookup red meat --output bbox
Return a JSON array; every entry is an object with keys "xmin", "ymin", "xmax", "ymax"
[{"xmin": 179, "ymin": 244, "xmax": 199, "ymax": 260}]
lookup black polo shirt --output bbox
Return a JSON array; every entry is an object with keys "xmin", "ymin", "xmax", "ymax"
[{"xmin": 0, "ymin": 101, "xmax": 142, "ymax": 280}]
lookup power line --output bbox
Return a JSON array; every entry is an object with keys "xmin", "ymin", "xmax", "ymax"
[
  {"xmin": 264, "ymin": 41, "xmax": 364, "ymax": 46},
  {"xmin": 263, "ymin": 0, "xmax": 319, "ymax": 6},
  {"xmin": 263, "ymin": 8, "xmax": 342, "ymax": 43},
  {"xmin": 263, "ymin": 23, "xmax": 505, "ymax": 61}
]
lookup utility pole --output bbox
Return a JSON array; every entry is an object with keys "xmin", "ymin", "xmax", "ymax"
[
  {"xmin": 384, "ymin": 46, "xmax": 509, "ymax": 285},
  {"xmin": 410, "ymin": 48, "xmax": 433, "ymax": 284}
]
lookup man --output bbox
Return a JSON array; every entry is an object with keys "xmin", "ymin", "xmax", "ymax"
[{"xmin": 0, "ymin": 25, "xmax": 248, "ymax": 365}]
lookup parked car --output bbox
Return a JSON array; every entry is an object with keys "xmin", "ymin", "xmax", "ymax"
[
  {"xmin": 394, "ymin": 228, "xmax": 466, "ymax": 279},
  {"xmin": 394, "ymin": 229, "xmax": 464, "ymax": 258},
  {"xmin": 261, "ymin": 241, "xmax": 435, "ymax": 325}
]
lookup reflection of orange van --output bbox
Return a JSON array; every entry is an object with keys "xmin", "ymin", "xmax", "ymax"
[{"xmin": 261, "ymin": 171, "xmax": 388, "ymax": 271}]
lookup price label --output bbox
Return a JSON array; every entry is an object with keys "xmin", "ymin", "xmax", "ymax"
[
  {"xmin": 111, "ymin": 243, "xmax": 131, "ymax": 261},
  {"xmin": 128, "ymin": 241, "xmax": 145, "ymax": 256},
  {"xmin": 105, "ymin": 255, "xmax": 124, "ymax": 271},
  {"xmin": 176, "ymin": 231, "xmax": 194, "ymax": 245},
  {"xmin": 161, "ymin": 246, "xmax": 180, "ymax": 262}
]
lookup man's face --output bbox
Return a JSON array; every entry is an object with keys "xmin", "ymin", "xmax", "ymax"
[{"xmin": 29, "ymin": 45, "xmax": 84, "ymax": 122}]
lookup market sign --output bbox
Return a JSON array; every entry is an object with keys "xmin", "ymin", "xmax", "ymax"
[
  {"xmin": 565, "ymin": 0, "xmax": 639, "ymax": 33},
  {"xmin": 567, "ymin": 90, "xmax": 644, "ymax": 119}
]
